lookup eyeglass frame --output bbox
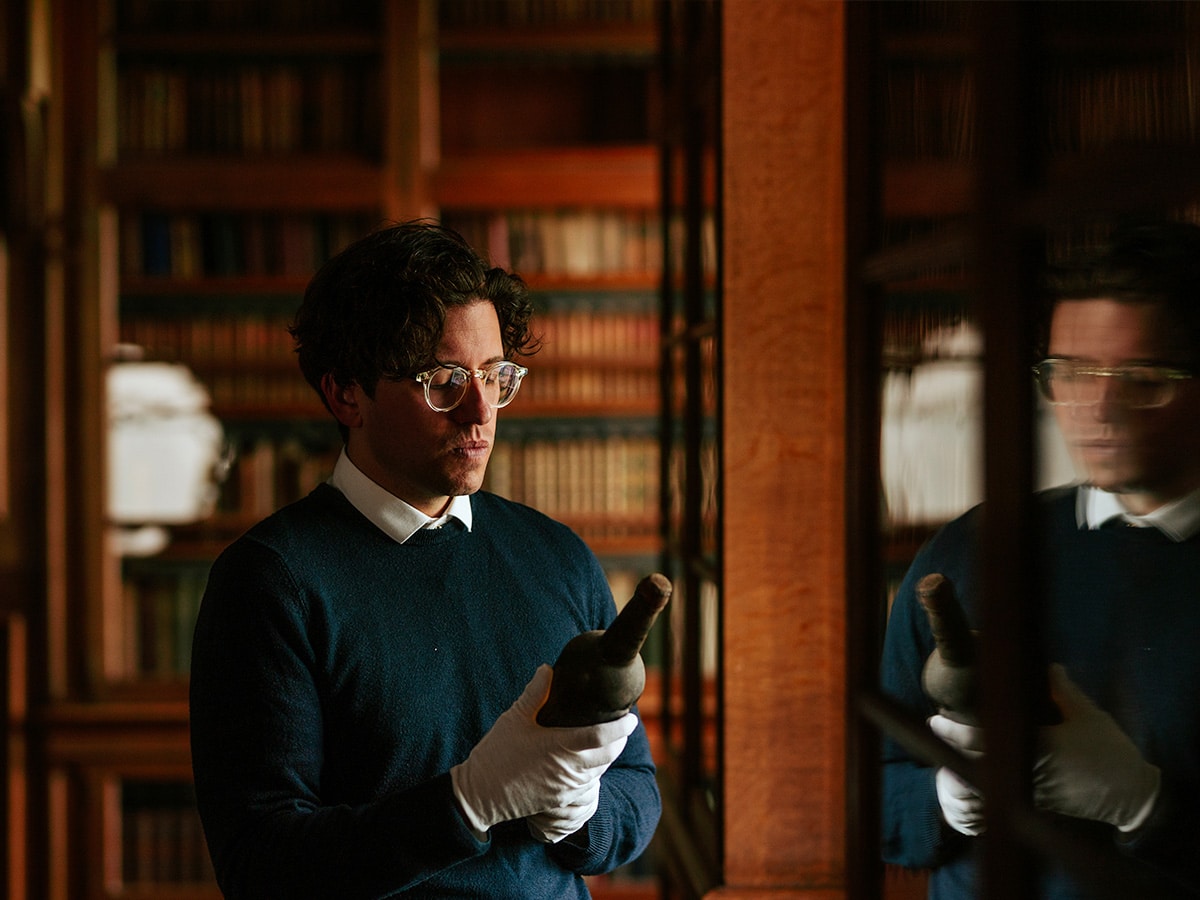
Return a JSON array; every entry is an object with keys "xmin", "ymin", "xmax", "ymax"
[
  {"xmin": 1032, "ymin": 357, "xmax": 1194, "ymax": 409},
  {"xmin": 406, "ymin": 360, "xmax": 529, "ymax": 413}
]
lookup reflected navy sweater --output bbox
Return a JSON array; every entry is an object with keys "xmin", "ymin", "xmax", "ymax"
[
  {"xmin": 881, "ymin": 486, "xmax": 1200, "ymax": 898},
  {"xmin": 190, "ymin": 485, "xmax": 660, "ymax": 899}
]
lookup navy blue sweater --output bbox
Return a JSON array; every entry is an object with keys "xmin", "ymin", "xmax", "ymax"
[
  {"xmin": 190, "ymin": 485, "xmax": 660, "ymax": 899},
  {"xmin": 881, "ymin": 487, "xmax": 1200, "ymax": 899}
]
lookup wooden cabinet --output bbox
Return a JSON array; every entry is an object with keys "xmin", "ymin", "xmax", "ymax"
[{"xmin": 847, "ymin": 2, "xmax": 1200, "ymax": 897}]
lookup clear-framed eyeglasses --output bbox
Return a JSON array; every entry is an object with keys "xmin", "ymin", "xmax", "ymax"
[
  {"xmin": 1033, "ymin": 358, "xmax": 1194, "ymax": 410},
  {"xmin": 410, "ymin": 360, "xmax": 528, "ymax": 412}
]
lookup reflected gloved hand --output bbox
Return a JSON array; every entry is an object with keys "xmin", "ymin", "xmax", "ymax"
[
  {"xmin": 450, "ymin": 665, "xmax": 637, "ymax": 841},
  {"xmin": 1033, "ymin": 665, "xmax": 1160, "ymax": 831},
  {"xmin": 929, "ymin": 714, "xmax": 986, "ymax": 836}
]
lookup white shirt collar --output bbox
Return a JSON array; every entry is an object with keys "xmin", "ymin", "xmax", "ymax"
[
  {"xmin": 1077, "ymin": 483, "xmax": 1200, "ymax": 542},
  {"xmin": 327, "ymin": 449, "xmax": 473, "ymax": 544}
]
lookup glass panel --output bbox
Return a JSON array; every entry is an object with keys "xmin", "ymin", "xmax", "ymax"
[
  {"xmin": 656, "ymin": 0, "xmax": 722, "ymax": 879},
  {"xmin": 857, "ymin": 3, "xmax": 1200, "ymax": 897}
]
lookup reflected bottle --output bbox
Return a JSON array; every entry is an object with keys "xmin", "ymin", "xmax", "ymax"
[{"xmin": 917, "ymin": 573, "xmax": 979, "ymax": 725}]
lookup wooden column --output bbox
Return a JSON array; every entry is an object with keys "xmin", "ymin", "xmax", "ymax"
[{"xmin": 720, "ymin": 1, "xmax": 847, "ymax": 896}]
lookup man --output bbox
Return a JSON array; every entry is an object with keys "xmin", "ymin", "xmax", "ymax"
[
  {"xmin": 880, "ymin": 220, "xmax": 1200, "ymax": 897},
  {"xmin": 189, "ymin": 221, "xmax": 661, "ymax": 898}
]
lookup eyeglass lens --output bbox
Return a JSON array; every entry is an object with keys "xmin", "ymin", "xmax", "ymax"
[
  {"xmin": 1039, "ymin": 363, "xmax": 1176, "ymax": 409},
  {"xmin": 426, "ymin": 363, "xmax": 522, "ymax": 411}
]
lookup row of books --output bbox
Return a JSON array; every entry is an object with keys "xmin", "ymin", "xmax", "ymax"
[
  {"xmin": 884, "ymin": 58, "xmax": 1198, "ymax": 162},
  {"xmin": 1046, "ymin": 63, "xmax": 1199, "ymax": 152},
  {"xmin": 882, "ymin": 0, "xmax": 1184, "ymax": 32},
  {"xmin": 186, "ymin": 368, "xmax": 660, "ymax": 417},
  {"xmin": 122, "ymin": 564, "xmax": 208, "ymax": 679},
  {"xmin": 119, "ymin": 209, "xmax": 672, "ymax": 282},
  {"xmin": 118, "ymin": 63, "xmax": 382, "ymax": 156},
  {"xmin": 120, "ymin": 308, "xmax": 659, "ymax": 368},
  {"xmin": 122, "ymin": 782, "xmax": 216, "ymax": 885},
  {"xmin": 121, "ymin": 211, "xmax": 378, "ymax": 279},
  {"xmin": 118, "ymin": 0, "xmax": 661, "ymax": 32},
  {"xmin": 219, "ymin": 437, "xmax": 340, "ymax": 520},
  {"xmin": 211, "ymin": 430, "xmax": 660, "ymax": 530},
  {"xmin": 884, "ymin": 62, "xmax": 975, "ymax": 161},
  {"xmin": 517, "ymin": 367, "xmax": 658, "ymax": 409},
  {"xmin": 485, "ymin": 433, "xmax": 659, "ymax": 529},
  {"xmin": 444, "ymin": 210, "xmax": 663, "ymax": 279},
  {"xmin": 535, "ymin": 308, "xmax": 659, "ymax": 361},
  {"xmin": 220, "ymin": 430, "xmax": 660, "ymax": 523},
  {"xmin": 439, "ymin": 0, "xmax": 659, "ymax": 28},
  {"xmin": 120, "ymin": 312, "xmax": 301, "ymax": 366},
  {"xmin": 118, "ymin": 0, "xmax": 379, "ymax": 30}
]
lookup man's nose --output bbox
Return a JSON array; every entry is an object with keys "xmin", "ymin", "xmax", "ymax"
[
  {"xmin": 451, "ymin": 374, "xmax": 493, "ymax": 424},
  {"xmin": 1083, "ymin": 375, "xmax": 1123, "ymax": 422}
]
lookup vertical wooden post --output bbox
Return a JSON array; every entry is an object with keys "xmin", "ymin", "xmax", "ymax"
[{"xmin": 722, "ymin": 1, "xmax": 847, "ymax": 895}]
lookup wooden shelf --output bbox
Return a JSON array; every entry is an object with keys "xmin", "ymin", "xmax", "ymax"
[
  {"xmin": 440, "ymin": 22, "xmax": 657, "ymax": 57},
  {"xmin": 503, "ymin": 399, "xmax": 660, "ymax": 418},
  {"xmin": 101, "ymin": 158, "xmax": 385, "ymax": 210},
  {"xmin": 113, "ymin": 31, "xmax": 383, "ymax": 56},
  {"xmin": 110, "ymin": 887, "xmax": 220, "ymax": 900},
  {"xmin": 436, "ymin": 145, "xmax": 658, "ymax": 209},
  {"xmin": 884, "ymin": 160, "xmax": 972, "ymax": 219},
  {"xmin": 120, "ymin": 275, "xmax": 309, "ymax": 296}
]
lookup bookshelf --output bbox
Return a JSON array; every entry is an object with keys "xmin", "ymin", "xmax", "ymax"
[
  {"xmin": 98, "ymin": 7, "xmax": 390, "ymax": 703},
  {"xmin": 435, "ymin": 0, "xmax": 666, "ymax": 623},
  {"xmin": 38, "ymin": 0, "xmax": 669, "ymax": 897}
]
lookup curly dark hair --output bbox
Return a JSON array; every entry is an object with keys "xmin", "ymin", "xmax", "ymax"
[
  {"xmin": 290, "ymin": 220, "xmax": 539, "ymax": 422},
  {"xmin": 1041, "ymin": 219, "xmax": 1200, "ymax": 364}
]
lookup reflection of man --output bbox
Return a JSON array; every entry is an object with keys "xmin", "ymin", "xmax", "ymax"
[{"xmin": 880, "ymin": 221, "xmax": 1200, "ymax": 897}]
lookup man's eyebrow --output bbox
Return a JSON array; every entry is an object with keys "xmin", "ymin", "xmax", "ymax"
[{"xmin": 429, "ymin": 355, "xmax": 508, "ymax": 368}]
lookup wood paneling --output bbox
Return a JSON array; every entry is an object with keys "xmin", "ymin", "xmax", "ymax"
[{"xmin": 721, "ymin": 1, "xmax": 847, "ymax": 894}]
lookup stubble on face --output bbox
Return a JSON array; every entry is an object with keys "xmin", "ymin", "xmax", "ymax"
[{"xmin": 348, "ymin": 301, "xmax": 504, "ymax": 516}]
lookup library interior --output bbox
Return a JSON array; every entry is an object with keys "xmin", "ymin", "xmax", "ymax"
[{"xmin": 3, "ymin": 0, "xmax": 1200, "ymax": 898}]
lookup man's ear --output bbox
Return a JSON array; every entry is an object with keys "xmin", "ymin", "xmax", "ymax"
[{"xmin": 321, "ymin": 373, "xmax": 364, "ymax": 429}]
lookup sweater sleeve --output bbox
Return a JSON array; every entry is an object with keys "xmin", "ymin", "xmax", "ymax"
[
  {"xmin": 547, "ymin": 719, "xmax": 661, "ymax": 874},
  {"xmin": 189, "ymin": 537, "xmax": 488, "ymax": 900}
]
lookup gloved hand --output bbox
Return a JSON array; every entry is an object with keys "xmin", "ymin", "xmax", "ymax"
[
  {"xmin": 929, "ymin": 714, "xmax": 986, "ymax": 836},
  {"xmin": 526, "ymin": 780, "xmax": 601, "ymax": 844},
  {"xmin": 450, "ymin": 665, "xmax": 637, "ymax": 840},
  {"xmin": 1033, "ymin": 664, "xmax": 1161, "ymax": 831}
]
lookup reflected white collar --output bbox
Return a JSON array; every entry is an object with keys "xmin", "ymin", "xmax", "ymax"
[{"xmin": 1077, "ymin": 484, "xmax": 1200, "ymax": 541}]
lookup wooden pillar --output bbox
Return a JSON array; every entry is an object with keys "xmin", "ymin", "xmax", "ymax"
[{"xmin": 720, "ymin": 1, "xmax": 847, "ymax": 896}]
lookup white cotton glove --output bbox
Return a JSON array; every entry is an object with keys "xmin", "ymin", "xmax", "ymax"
[
  {"xmin": 929, "ymin": 714, "xmax": 986, "ymax": 836},
  {"xmin": 1033, "ymin": 665, "xmax": 1161, "ymax": 831},
  {"xmin": 450, "ymin": 665, "xmax": 637, "ymax": 841},
  {"xmin": 526, "ymin": 780, "xmax": 601, "ymax": 844}
]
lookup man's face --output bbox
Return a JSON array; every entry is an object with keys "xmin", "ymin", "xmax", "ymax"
[
  {"xmin": 1048, "ymin": 298, "xmax": 1200, "ymax": 513},
  {"xmin": 346, "ymin": 300, "xmax": 505, "ymax": 516}
]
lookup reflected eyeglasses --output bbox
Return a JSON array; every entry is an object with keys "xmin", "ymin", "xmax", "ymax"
[{"xmin": 1033, "ymin": 358, "xmax": 1193, "ymax": 410}]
